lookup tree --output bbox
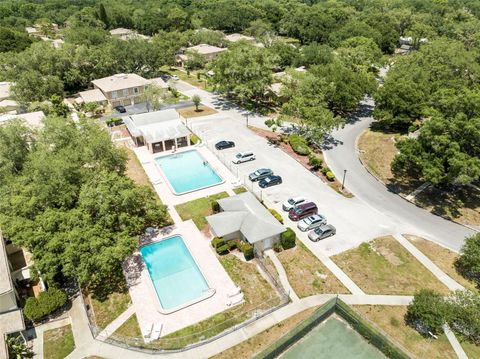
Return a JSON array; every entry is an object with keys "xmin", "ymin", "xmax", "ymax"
[
  {"xmin": 184, "ymin": 50, "xmax": 206, "ymax": 70},
  {"xmin": 11, "ymin": 70, "xmax": 63, "ymax": 105},
  {"xmin": 0, "ymin": 120, "xmax": 33, "ymax": 181},
  {"xmin": 447, "ymin": 290, "xmax": 480, "ymax": 344},
  {"xmin": 456, "ymin": 233, "xmax": 480, "ymax": 285},
  {"xmin": 337, "ymin": 36, "xmax": 383, "ymax": 71},
  {"xmin": 6, "ymin": 335, "xmax": 33, "ymax": 359},
  {"xmin": 144, "ymin": 83, "xmax": 164, "ymax": 112},
  {"xmin": 406, "ymin": 289, "xmax": 450, "ymax": 335},
  {"xmin": 192, "ymin": 94, "xmax": 201, "ymax": 111},
  {"xmin": 98, "ymin": 3, "xmax": 109, "ymax": 28},
  {"xmin": 0, "ymin": 27, "xmax": 32, "ymax": 53}
]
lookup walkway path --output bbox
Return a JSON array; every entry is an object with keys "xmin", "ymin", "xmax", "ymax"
[
  {"xmin": 443, "ymin": 324, "xmax": 468, "ymax": 359},
  {"xmin": 264, "ymin": 249, "xmax": 300, "ymax": 302},
  {"xmin": 96, "ymin": 306, "xmax": 136, "ymax": 341}
]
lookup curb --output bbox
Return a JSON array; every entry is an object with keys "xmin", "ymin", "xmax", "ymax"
[{"xmin": 355, "ymin": 130, "xmax": 479, "ymax": 234}]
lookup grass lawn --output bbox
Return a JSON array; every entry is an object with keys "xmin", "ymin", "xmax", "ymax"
[
  {"xmin": 460, "ymin": 340, "xmax": 480, "ymax": 358},
  {"xmin": 43, "ymin": 324, "xmax": 75, "ymax": 359},
  {"xmin": 146, "ymin": 253, "xmax": 279, "ymax": 349},
  {"xmin": 174, "ymin": 192, "xmax": 229, "ymax": 231},
  {"xmin": 113, "ymin": 313, "xmax": 142, "ymax": 338},
  {"xmin": 232, "ymin": 186, "xmax": 248, "ymax": 195},
  {"xmin": 161, "ymin": 67, "xmax": 214, "ymax": 91},
  {"xmin": 332, "ymin": 236, "xmax": 450, "ymax": 295},
  {"xmin": 176, "ymin": 105, "xmax": 217, "ymax": 118},
  {"xmin": 117, "ymin": 142, "xmax": 154, "ymax": 190},
  {"xmin": 90, "ymin": 290, "xmax": 132, "ymax": 329},
  {"xmin": 404, "ymin": 234, "xmax": 477, "ymax": 291},
  {"xmin": 354, "ymin": 305, "xmax": 457, "ymax": 359},
  {"xmin": 211, "ymin": 307, "xmax": 318, "ymax": 359},
  {"xmin": 277, "ymin": 242, "xmax": 349, "ymax": 297}
]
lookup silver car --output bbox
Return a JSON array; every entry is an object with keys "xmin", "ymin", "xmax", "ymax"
[
  {"xmin": 308, "ymin": 224, "xmax": 336, "ymax": 242},
  {"xmin": 282, "ymin": 197, "xmax": 307, "ymax": 211},
  {"xmin": 297, "ymin": 214, "xmax": 327, "ymax": 232}
]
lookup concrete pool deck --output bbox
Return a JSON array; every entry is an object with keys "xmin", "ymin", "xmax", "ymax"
[
  {"xmin": 133, "ymin": 145, "xmax": 239, "ymax": 206},
  {"xmin": 125, "ymin": 220, "xmax": 241, "ymax": 340}
]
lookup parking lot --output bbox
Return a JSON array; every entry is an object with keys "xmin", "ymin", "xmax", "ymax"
[{"xmin": 188, "ymin": 115, "xmax": 414, "ymax": 257}]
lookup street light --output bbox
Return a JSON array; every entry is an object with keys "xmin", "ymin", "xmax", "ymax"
[
  {"xmin": 244, "ymin": 112, "xmax": 249, "ymax": 127},
  {"xmin": 342, "ymin": 169, "xmax": 347, "ymax": 190}
]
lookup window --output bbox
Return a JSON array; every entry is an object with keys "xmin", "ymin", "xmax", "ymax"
[
  {"xmin": 133, "ymin": 87, "xmax": 139, "ymax": 94},
  {"xmin": 111, "ymin": 90, "xmax": 117, "ymax": 99},
  {"xmin": 123, "ymin": 89, "xmax": 129, "ymax": 97}
]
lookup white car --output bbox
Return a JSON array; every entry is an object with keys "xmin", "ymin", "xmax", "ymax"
[
  {"xmin": 282, "ymin": 197, "xmax": 307, "ymax": 211},
  {"xmin": 231, "ymin": 152, "xmax": 255, "ymax": 164},
  {"xmin": 297, "ymin": 214, "xmax": 327, "ymax": 232},
  {"xmin": 171, "ymin": 74, "xmax": 179, "ymax": 81}
]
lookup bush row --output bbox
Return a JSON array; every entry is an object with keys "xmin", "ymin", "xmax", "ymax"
[
  {"xmin": 268, "ymin": 208, "xmax": 284, "ymax": 224},
  {"xmin": 211, "ymin": 237, "xmax": 254, "ymax": 260},
  {"xmin": 289, "ymin": 134, "xmax": 310, "ymax": 156},
  {"xmin": 24, "ymin": 287, "xmax": 67, "ymax": 322}
]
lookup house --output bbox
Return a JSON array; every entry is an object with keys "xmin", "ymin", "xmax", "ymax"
[
  {"xmin": 148, "ymin": 77, "xmax": 169, "ymax": 90},
  {"xmin": 177, "ymin": 44, "xmax": 227, "ymax": 66},
  {"xmin": 91, "ymin": 74, "xmax": 151, "ymax": 107},
  {"xmin": 25, "ymin": 23, "xmax": 59, "ymax": 38},
  {"xmin": 124, "ymin": 109, "xmax": 191, "ymax": 153},
  {"xmin": 206, "ymin": 192, "xmax": 286, "ymax": 253},
  {"xmin": 76, "ymin": 89, "xmax": 108, "ymax": 107},
  {"xmin": 0, "ymin": 82, "xmax": 19, "ymax": 113},
  {"xmin": 0, "ymin": 111, "xmax": 45, "ymax": 128},
  {"xmin": 0, "ymin": 234, "xmax": 26, "ymax": 359},
  {"xmin": 110, "ymin": 28, "xmax": 151, "ymax": 41},
  {"xmin": 224, "ymin": 33, "xmax": 255, "ymax": 43}
]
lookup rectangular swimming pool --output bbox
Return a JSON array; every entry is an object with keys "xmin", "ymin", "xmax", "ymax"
[
  {"xmin": 140, "ymin": 236, "xmax": 211, "ymax": 311},
  {"xmin": 155, "ymin": 150, "xmax": 223, "ymax": 194}
]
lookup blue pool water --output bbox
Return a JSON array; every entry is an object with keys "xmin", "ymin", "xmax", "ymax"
[
  {"xmin": 140, "ymin": 236, "xmax": 210, "ymax": 310},
  {"xmin": 155, "ymin": 150, "xmax": 223, "ymax": 194}
]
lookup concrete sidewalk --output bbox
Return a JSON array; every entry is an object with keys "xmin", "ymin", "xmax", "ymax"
[{"xmin": 265, "ymin": 249, "xmax": 300, "ymax": 302}]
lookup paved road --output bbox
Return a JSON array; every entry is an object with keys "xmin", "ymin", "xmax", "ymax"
[{"xmin": 323, "ymin": 97, "xmax": 476, "ymax": 251}]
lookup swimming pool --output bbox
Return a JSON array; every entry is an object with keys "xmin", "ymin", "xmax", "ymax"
[
  {"xmin": 155, "ymin": 150, "xmax": 223, "ymax": 194},
  {"xmin": 140, "ymin": 236, "xmax": 213, "ymax": 312}
]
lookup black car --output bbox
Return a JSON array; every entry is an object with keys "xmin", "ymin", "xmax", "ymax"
[
  {"xmin": 215, "ymin": 140, "xmax": 235, "ymax": 150},
  {"xmin": 115, "ymin": 105, "xmax": 127, "ymax": 113},
  {"xmin": 259, "ymin": 175, "xmax": 282, "ymax": 188}
]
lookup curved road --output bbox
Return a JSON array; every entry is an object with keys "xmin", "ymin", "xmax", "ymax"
[{"xmin": 323, "ymin": 97, "xmax": 477, "ymax": 251}]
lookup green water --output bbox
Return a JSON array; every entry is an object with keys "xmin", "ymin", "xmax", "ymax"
[{"xmin": 280, "ymin": 317, "xmax": 385, "ymax": 359}]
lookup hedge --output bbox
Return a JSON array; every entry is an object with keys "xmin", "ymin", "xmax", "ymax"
[
  {"xmin": 326, "ymin": 171, "xmax": 335, "ymax": 181},
  {"xmin": 216, "ymin": 244, "xmax": 230, "ymax": 255},
  {"xmin": 308, "ymin": 154, "xmax": 323, "ymax": 170},
  {"xmin": 289, "ymin": 135, "xmax": 310, "ymax": 156},
  {"xmin": 242, "ymin": 243, "xmax": 254, "ymax": 261},
  {"xmin": 211, "ymin": 237, "xmax": 225, "ymax": 249},
  {"xmin": 280, "ymin": 228, "xmax": 296, "ymax": 250},
  {"xmin": 268, "ymin": 208, "xmax": 284, "ymax": 224},
  {"xmin": 211, "ymin": 200, "xmax": 220, "ymax": 213},
  {"xmin": 24, "ymin": 287, "xmax": 67, "ymax": 322},
  {"xmin": 106, "ymin": 117, "xmax": 123, "ymax": 127},
  {"xmin": 190, "ymin": 133, "xmax": 200, "ymax": 144}
]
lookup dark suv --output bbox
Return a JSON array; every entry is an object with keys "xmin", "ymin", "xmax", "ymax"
[
  {"xmin": 288, "ymin": 202, "xmax": 318, "ymax": 221},
  {"xmin": 215, "ymin": 140, "xmax": 235, "ymax": 150}
]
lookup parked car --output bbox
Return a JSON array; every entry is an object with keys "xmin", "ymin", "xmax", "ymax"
[
  {"xmin": 288, "ymin": 202, "xmax": 318, "ymax": 221},
  {"xmin": 282, "ymin": 197, "xmax": 308, "ymax": 211},
  {"xmin": 249, "ymin": 168, "xmax": 273, "ymax": 182},
  {"xmin": 232, "ymin": 152, "xmax": 255, "ymax": 164},
  {"xmin": 115, "ymin": 105, "xmax": 127, "ymax": 113},
  {"xmin": 297, "ymin": 214, "xmax": 327, "ymax": 232},
  {"xmin": 259, "ymin": 175, "xmax": 282, "ymax": 188},
  {"xmin": 171, "ymin": 74, "xmax": 179, "ymax": 81},
  {"xmin": 215, "ymin": 140, "xmax": 235, "ymax": 150},
  {"xmin": 308, "ymin": 224, "xmax": 336, "ymax": 241}
]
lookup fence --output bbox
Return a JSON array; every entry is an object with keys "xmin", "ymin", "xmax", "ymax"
[{"xmin": 254, "ymin": 298, "xmax": 412, "ymax": 359}]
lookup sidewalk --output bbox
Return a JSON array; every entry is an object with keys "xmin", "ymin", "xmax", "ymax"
[{"xmin": 265, "ymin": 249, "xmax": 300, "ymax": 302}]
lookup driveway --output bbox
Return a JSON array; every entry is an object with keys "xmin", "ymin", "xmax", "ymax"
[{"xmin": 322, "ymin": 97, "xmax": 476, "ymax": 251}]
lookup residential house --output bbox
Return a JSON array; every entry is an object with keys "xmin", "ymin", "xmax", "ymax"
[
  {"xmin": 76, "ymin": 89, "xmax": 108, "ymax": 107},
  {"xmin": 0, "ymin": 111, "xmax": 45, "ymax": 128},
  {"xmin": 91, "ymin": 74, "xmax": 151, "ymax": 107},
  {"xmin": 206, "ymin": 192, "xmax": 286, "ymax": 253},
  {"xmin": 110, "ymin": 28, "xmax": 151, "ymax": 41},
  {"xmin": 224, "ymin": 33, "xmax": 264, "ymax": 48},
  {"xmin": 177, "ymin": 44, "xmax": 227, "ymax": 66},
  {"xmin": 0, "ymin": 82, "xmax": 19, "ymax": 113},
  {"xmin": 0, "ymin": 234, "xmax": 26, "ymax": 359},
  {"xmin": 124, "ymin": 109, "xmax": 191, "ymax": 153}
]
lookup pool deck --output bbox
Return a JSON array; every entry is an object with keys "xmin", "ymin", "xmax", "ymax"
[
  {"xmin": 133, "ymin": 145, "xmax": 239, "ymax": 206},
  {"xmin": 126, "ymin": 220, "xmax": 241, "ymax": 340}
]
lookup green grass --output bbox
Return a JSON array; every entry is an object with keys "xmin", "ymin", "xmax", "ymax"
[
  {"xmin": 460, "ymin": 339, "xmax": 480, "ymax": 358},
  {"xmin": 90, "ymin": 291, "xmax": 132, "ymax": 329},
  {"xmin": 174, "ymin": 192, "xmax": 229, "ymax": 231},
  {"xmin": 232, "ymin": 186, "xmax": 248, "ymax": 195},
  {"xmin": 43, "ymin": 324, "xmax": 75, "ymax": 359},
  {"xmin": 113, "ymin": 314, "xmax": 142, "ymax": 338}
]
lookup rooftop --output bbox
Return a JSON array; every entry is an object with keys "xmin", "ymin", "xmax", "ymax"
[
  {"xmin": 110, "ymin": 28, "xmax": 134, "ymax": 36},
  {"xmin": 92, "ymin": 74, "xmax": 150, "ymax": 93},
  {"xmin": 148, "ymin": 77, "xmax": 169, "ymax": 89},
  {"xmin": 0, "ymin": 82, "xmax": 12, "ymax": 100},
  {"xmin": 207, "ymin": 192, "xmax": 285, "ymax": 243},
  {"xmin": 186, "ymin": 44, "xmax": 227, "ymax": 55},
  {"xmin": 78, "ymin": 89, "xmax": 107, "ymax": 104},
  {"xmin": 0, "ymin": 111, "xmax": 45, "ymax": 128},
  {"xmin": 225, "ymin": 33, "xmax": 255, "ymax": 42},
  {"xmin": 0, "ymin": 233, "xmax": 12, "ymax": 295},
  {"xmin": 124, "ymin": 109, "xmax": 190, "ymax": 144}
]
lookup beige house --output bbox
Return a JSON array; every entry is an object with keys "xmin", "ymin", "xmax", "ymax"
[
  {"xmin": 177, "ymin": 44, "xmax": 227, "ymax": 66},
  {"xmin": 110, "ymin": 28, "xmax": 151, "ymax": 41},
  {"xmin": 0, "ymin": 82, "xmax": 19, "ymax": 113},
  {"xmin": 76, "ymin": 89, "xmax": 108, "ymax": 106},
  {"xmin": 0, "ymin": 111, "xmax": 46, "ymax": 128},
  {"xmin": 92, "ymin": 74, "xmax": 151, "ymax": 107},
  {"xmin": 0, "ymin": 234, "xmax": 26, "ymax": 359}
]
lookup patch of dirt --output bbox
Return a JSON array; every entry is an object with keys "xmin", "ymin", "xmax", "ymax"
[{"xmin": 373, "ymin": 243, "xmax": 404, "ymax": 266}]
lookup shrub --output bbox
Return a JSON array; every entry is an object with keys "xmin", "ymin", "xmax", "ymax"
[
  {"xmin": 211, "ymin": 199, "xmax": 220, "ymax": 213},
  {"xmin": 321, "ymin": 166, "xmax": 329, "ymax": 175},
  {"xmin": 211, "ymin": 237, "xmax": 225, "ymax": 249},
  {"xmin": 268, "ymin": 208, "xmax": 283, "ymax": 224},
  {"xmin": 308, "ymin": 154, "xmax": 323, "ymax": 170},
  {"xmin": 216, "ymin": 244, "xmax": 229, "ymax": 255},
  {"xmin": 406, "ymin": 289, "xmax": 449, "ymax": 335},
  {"xmin": 24, "ymin": 287, "xmax": 67, "ymax": 322},
  {"xmin": 242, "ymin": 243, "xmax": 254, "ymax": 261},
  {"xmin": 326, "ymin": 171, "xmax": 335, "ymax": 181},
  {"xmin": 280, "ymin": 228, "xmax": 296, "ymax": 250},
  {"xmin": 455, "ymin": 233, "xmax": 480, "ymax": 286},
  {"xmin": 273, "ymin": 242, "xmax": 282, "ymax": 253},
  {"xmin": 289, "ymin": 134, "xmax": 310, "ymax": 156},
  {"xmin": 190, "ymin": 133, "xmax": 200, "ymax": 144},
  {"xmin": 228, "ymin": 239, "xmax": 240, "ymax": 250},
  {"xmin": 106, "ymin": 117, "xmax": 123, "ymax": 127},
  {"xmin": 264, "ymin": 119, "xmax": 275, "ymax": 128}
]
